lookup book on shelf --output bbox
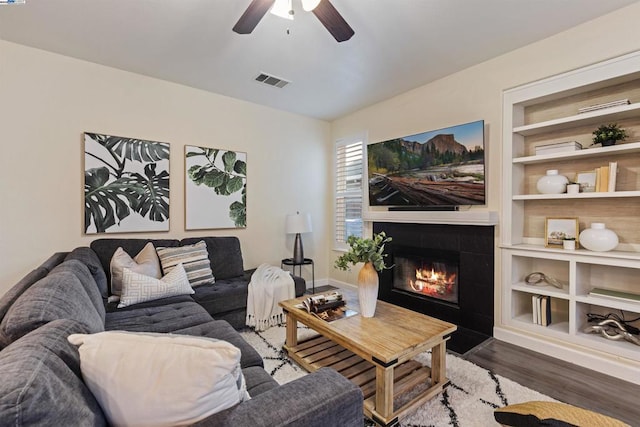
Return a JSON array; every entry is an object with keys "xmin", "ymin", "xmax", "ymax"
[
  {"xmin": 589, "ymin": 287, "xmax": 640, "ymax": 303},
  {"xmin": 578, "ymin": 99, "xmax": 630, "ymax": 114},
  {"xmin": 608, "ymin": 161, "xmax": 618, "ymax": 192},
  {"xmin": 534, "ymin": 141, "xmax": 582, "ymax": 155},
  {"xmin": 531, "ymin": 295, "xmax": 552, "ymax": 326},
  {"xmin": 594, "ymin": 162, "xmax": 618, "ymax": 192}
]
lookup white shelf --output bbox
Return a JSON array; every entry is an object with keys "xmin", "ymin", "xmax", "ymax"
[
  {"xmin": 513, "ymin": 103, "xmax": 640, "ymax": 136},
  {"xmin": 501, "ymin": 51, "xmax": 640, "ymax": 384},
  {"xmin": 362, "ymin": 209, "xmax": 498, "ymax": 226},
  {"xmin": 576, "ymin": 294, "xmax": 640, "ymax": 313},
  {"xmin": 503, "ymin": 244, "xmax": 640, "ymax": 262},
  {"xmin": 512, "ymin": 190, "xmax": 640, "ymax": 200},
  {"xmin": 513, "ymin": 141, "xmax": 640, "ymax": 164},
  {"xmin": 512, "ymin": 283, "xmax": 569, "ymax": 299}
]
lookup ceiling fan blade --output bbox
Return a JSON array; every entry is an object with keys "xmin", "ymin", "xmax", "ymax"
[
  {"xmin": 233, "ymin": 0, "xmax": 276, "ymax": 34},
  {"xmin": 312, "ymin": 0, "xmax": 354, "ymax": 42}
]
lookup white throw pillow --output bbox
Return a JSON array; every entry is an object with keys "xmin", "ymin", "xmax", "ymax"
[
  {"xmin": 118, "ymin": 263, "xmax": 194, "ymax": 308},
  {"xmin": 110, "ymin": 242, "xmax": 162, "ymax": 297},
  {"xmin": 67, "ymin": 331, "xmax": 249, "ymax": 427},
  {"xmin": 156, "ymin": 240, "xmax": 215, "ymax": 287}
]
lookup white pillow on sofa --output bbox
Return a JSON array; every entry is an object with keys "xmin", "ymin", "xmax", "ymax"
[
  {"xmin": 67, "ymin": 331, "xmax": 249, "ymax": 427},
  {"xmin": 110, "ymin": 242, "xmax": 162, "ymax": 298},
  {"xmin": 118, "ymin": 263, "xmax": 194, "ymax": 308}
]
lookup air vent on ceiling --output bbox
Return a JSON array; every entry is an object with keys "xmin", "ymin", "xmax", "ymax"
[{"xmin": 255, "ymin": 72, "xmax": 290, "ymax": 89}]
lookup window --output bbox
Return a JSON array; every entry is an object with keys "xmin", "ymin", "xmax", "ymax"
[{"xmin": 334, "ymin": 138, "xmax": 363, "ymax": 248}]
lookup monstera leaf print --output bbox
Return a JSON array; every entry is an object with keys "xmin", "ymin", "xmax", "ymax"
[{"xmin": 84, "ymin": 133, "xmax": 170, "ymax": 233}]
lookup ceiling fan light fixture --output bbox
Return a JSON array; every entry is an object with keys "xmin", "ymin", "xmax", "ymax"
[
  {"xmin": 270, "ymin": 0, "xmax": 294, "ymax": 20},
  {"xmin": 301, "ymin": 0, "xmax": 321, "ymax": 12}
]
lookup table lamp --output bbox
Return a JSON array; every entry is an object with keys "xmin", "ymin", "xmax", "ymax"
[{"xmin": 285, "ymin": 212, "xmax": 312, "ymax": 264}]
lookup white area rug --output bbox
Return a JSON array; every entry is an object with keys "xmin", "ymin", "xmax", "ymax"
[{"xmin": 240, "ymin": 324, "xmax": 556, "ymax": 427}]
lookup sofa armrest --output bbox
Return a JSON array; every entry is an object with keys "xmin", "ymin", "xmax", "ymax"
[
  {"xmin": 244, "ymin": 269, "xmax": 306, "ymax": 297},
  {"xmin": 192, "ymin": 367, "xmax": 364, "ymax": 427}
]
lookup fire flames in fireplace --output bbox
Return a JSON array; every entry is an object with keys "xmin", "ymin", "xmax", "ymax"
[
  {"xmin": 393, "ymin": 253, "xmax": 459, "ymax": 304},
  {"xmin": 409, "ymin": 267, "xmax": 457, "ymax": 298}
]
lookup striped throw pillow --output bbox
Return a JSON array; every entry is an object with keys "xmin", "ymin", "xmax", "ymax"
[{"xmin": 156, "ymin": 241, "xmax": 215, "ymax": 287}]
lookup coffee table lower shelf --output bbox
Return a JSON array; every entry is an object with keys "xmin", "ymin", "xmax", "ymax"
[{"xmin": 283, "ymin": 335, "xmax": 450, "ymax": 426}]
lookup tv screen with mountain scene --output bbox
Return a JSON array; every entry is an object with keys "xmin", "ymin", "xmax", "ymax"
[{"xmin": 367, "ymin": 120, "xmax": 485, "ymax": 207}]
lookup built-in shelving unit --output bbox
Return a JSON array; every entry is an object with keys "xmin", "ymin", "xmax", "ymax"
[{"xmin": 498, "ymin": 51, "xmax": 640, "ymax": 384}]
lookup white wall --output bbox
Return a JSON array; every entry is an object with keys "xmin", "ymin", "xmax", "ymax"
[
  {"xmin": 0, "ymin": 40, "xmax": 329, "ymax": 295},
  {"xmin": 328, "ymin": 3, "xmax": 640, "ymax": 300}
]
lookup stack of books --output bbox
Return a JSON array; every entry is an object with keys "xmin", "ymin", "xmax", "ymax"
[
  {"xmin": 578, "ymin": 99, "xmax": 630, "ymax": 114},
  {"xmin": 532, "ymin": 295, "xmax": 552, "ymax": 326},
  {"xmin": 535, "ymin": 141, "xmax": 582, "ymax": 155},
  {"xmin": 594, "ymin": 161, "xmax": 618, "ymax": 192},
  {"xmin": 589, "ymin": 287, "xmax": 640, "ymax": 303}
]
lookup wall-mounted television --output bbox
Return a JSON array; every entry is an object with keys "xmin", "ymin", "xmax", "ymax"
[{"xmin": 367, "ymin": 120, "xmax": 485, "ymax": 208}]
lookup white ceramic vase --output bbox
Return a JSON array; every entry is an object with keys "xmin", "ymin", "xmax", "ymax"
[
  {"xmin": 536, "ymin": 169, "xmax": 568, "ymax": 194},
  {"xmin": 357, "ymin": 262, "xmax": 379, "ymax": 318},
  {"xmin": 579, "ymin": 223, "xmax": 619, "ymax": 252}
]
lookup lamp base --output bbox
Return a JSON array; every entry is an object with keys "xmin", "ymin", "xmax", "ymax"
[{"xmin": 293, "ymin": 233, "xmax": 304, "ymax": 264}]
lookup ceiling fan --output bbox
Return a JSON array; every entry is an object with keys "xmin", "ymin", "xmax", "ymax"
[{"xmin": 233, "ymin": 0, "xmax": 354, "ymax": 42}]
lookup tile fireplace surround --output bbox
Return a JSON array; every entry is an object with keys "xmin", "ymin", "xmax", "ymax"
[{"xmin": 374, "ymin": 222, "xmax": 495, "ymax": 354}]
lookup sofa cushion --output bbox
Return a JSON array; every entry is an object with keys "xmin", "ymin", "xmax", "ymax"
[
  {"xmin": 49, "ymin": 260, "xmax": 106, "ymax": 323},
  {"xmin": 156, "ymin": 240, "xmax": 215, "ymax": 287},
  {"xmin": 0, "ymin": 271, "xmax": 105, "ymax": 347},
  {"xmin": 118, "ymin": 263, "xmax": 194, "ymax": 308},
  {"xmin": 65, "ymin": 246, "xmax": 109, "ymax": 298},
  {"xmin": 192, "ymin": 275, "xmax": 250, "ymax": 315},
  {"xmin": 0, "ymin": 319, "xmax": 106, "ymax": 426},
  {"xmin": 110, "ymin": 242, "xmax": 162, "ymax": 297},
  {"xmin": 181, "ymin": 236, "xmax": 244, "ymax": 280},
  {"xmin": 90, "ymin": 238, "xmax": 180, "ymax": 290},
  {"xmin": 173, "ymin": 320, "xmax": 264, "ymax": 369},
  {"xmin": 242, "ymin": 366, "xmax": 279, "ymax": 397},
  {"xmin": 0, "ymin": 267, "xmax": 48, "ymax": 327},
  {"xmin": 105, "ymin": 295, "xmax": 213, "ymax": 333},
  {"xmin": 68, "ymin": 331, "xmax": 248, "ymax": 427}
]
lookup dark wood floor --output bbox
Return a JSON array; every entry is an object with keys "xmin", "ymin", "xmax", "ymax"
[{"xmin": 462, "ymin": 338, "xmax": 640, "ymax": 425}]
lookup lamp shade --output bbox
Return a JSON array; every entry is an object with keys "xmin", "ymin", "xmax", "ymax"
[{"xmin": 285, "ymin": 212, "xmax": 312, "ymax": 234}]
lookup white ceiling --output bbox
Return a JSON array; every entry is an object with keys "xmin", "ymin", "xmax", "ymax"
[{"xmin": 1, "ymin": 0, "xmax": 637, "ymax": 121}]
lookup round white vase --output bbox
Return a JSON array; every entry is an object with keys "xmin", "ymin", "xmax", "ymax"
[
  {"xmin": 579, "ymin": 223, "xmax": 619, "ymax": 252},
  {"xmin": 536, "ymin": 169, "xmax": 568, "ymax": 194},
  {"xmin": 357, "ymin": 262, "xmax": 379, "ymax": 318}
]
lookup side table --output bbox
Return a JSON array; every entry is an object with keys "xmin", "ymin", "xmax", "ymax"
[{"xmin": 281, "ymin": 258, "xmax": 315, "ymax": 294}]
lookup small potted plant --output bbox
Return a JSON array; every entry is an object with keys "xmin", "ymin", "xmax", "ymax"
[
  {"xmin": 592, "ymin": 123, "xmax": 627, "ymax": 147},
  {"xmin": 334, "ymin": 232, "xmax": 392, "ymax": 317}
]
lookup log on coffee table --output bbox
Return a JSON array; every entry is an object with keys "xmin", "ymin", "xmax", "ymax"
[{"xmin": 279, "ymin": 296, "xmax": 457, "ymax": 427}]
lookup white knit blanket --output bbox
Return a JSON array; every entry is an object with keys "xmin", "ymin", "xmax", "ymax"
[{"xmin": 245, "ymin": 264, "xmax": 295, "ymax": 332}]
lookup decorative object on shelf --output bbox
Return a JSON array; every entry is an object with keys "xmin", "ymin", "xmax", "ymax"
[
  {"xmin": 566, "ymin": 183, "xmax": 580, "ymax": 194},
  {"xmin": 578, "ymin": 98, "xmax": 630, "ymax": 114},
  {"xmin": 545, "ymin": 217, "xmax": 579, "ymax": 248},
  {"xmin": 334, "ymin": 232, "xmax": 392, "ymax": 317},
  {"xmin": 591, "ymin": 123, "xmax": 627, "ymax": 147},
  {"xmin": 285, "ymin": 212, "xmax": 313, "ymax": 264},
  {"xmin": 579, "ymin": 222, "xmax": 619, "ymax": 252},
  {"xmin": 574, "ymin": 170, "xmax": 596, "ymax": 193},
  {"xmin": 536, "ymin": 170, "xmax": 568, "ymax": 194},
  {"xmin": 562, "ymin": 237, "xmax": 576, "ymax": 250},
  {"xmin": 584, "ymin": 318, "xmax": 640, "ymax": 346},
  {"xmin": 524, "ymin": 272, "xmax": 564, "ymax": 289}
]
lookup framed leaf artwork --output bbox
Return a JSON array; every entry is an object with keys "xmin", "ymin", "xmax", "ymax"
[
  {"xmin": 185, "ymin": 145, "xmax": 247, "ymax": 230},
  {"xmin": 84, "ymin": 132, "xmax": 170, "ymax": 234}
]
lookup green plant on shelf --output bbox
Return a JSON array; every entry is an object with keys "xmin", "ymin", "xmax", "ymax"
[{"xmin": 592, "ymin": 123, "xmax": 627, "ymax": 146}]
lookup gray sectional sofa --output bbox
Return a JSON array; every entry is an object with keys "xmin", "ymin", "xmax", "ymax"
[{"xmin": 0, "ymin": 237, "xmax": 364, "ymax": 426}]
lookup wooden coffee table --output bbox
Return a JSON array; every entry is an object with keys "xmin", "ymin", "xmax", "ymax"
[{"xmin": 279, "ymin": 295, "xmax": 457, "ymax": 427}]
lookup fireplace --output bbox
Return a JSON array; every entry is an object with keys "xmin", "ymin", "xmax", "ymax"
[
  {"xmin": 393, "ymin": 248, "xmax": 459, "ymax": 305},
  {"xmin": 375, "ymin": 222, "xmax": 494, "ymax": 354}
]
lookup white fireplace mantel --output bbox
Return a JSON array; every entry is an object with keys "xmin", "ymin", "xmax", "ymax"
[{"xmin": 363, "ymin": 209, "xmax": 499, "ymax": 226}]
